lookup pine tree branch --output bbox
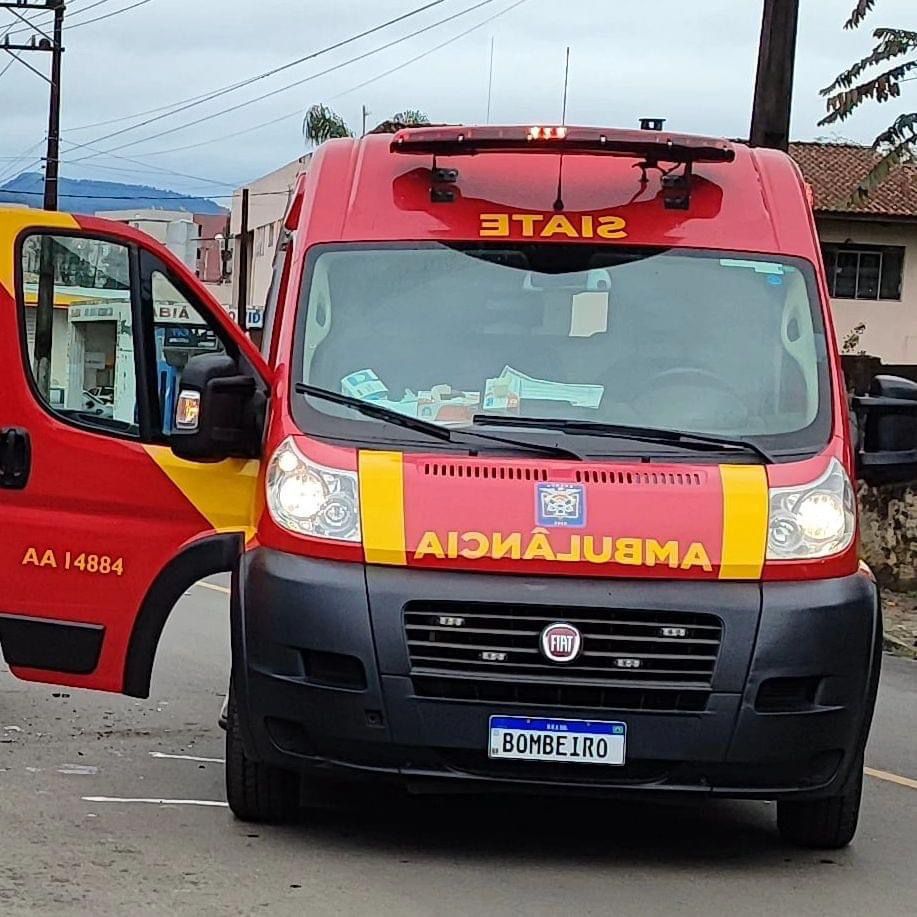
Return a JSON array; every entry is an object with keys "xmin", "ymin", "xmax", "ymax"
[
  {"xmin": 845, "ymin": 0, "xmax": 877, "ymax": 31},
  {"xmin": 820, "ymin": 61, "xmax": 917, "ymax": 124},
  {"xmin": 821, "ymin": 30, "xmax": 916, "ymax": 95}
]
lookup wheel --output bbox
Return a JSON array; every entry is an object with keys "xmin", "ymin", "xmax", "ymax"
[
  {"xmin": 777, "ymin": 752, "xmax": 864, "ymax": 849},
  {"xmin": 225, "ymin": 692, "xmax": 299, "ymax": 823}
]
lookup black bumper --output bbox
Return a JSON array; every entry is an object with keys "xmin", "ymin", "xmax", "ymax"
[{"xmin": 231, "ymin": 550, "xmax": 881, "ymax": 800}]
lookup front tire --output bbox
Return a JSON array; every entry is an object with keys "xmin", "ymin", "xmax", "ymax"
[
  {"xmin": 225, "ymin": 692, "xmax": 298, "ymax": 823},
  {"xmin": 777, "ymin": 752, "xmax": 864, "ymax": 849}
]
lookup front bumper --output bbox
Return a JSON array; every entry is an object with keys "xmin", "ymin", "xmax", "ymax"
[{"xmin": 231, "ymin": 550, "xmax": 881, "ymax": 800}]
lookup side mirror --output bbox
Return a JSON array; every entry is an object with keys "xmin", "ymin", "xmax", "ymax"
[
  {"xmin": 853, "ymin": 375, "xmax": 917, "ymax": 486},
  {"xmin": 170, "ymin": 353, "xmax": 260, "ymax": 461}
]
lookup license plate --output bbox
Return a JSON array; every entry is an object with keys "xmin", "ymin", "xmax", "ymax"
[{"xmin": 488, "ymin": 716, "xmax": 626, "ymax": 765}]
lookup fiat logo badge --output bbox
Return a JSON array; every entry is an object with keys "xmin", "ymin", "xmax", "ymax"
[{"xmin": 540, "ymin": 623, "xmax": 582, "ymax": 663}]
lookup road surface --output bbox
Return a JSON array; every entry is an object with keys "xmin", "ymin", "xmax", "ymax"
[{"xmin": 1, "ymin": 579, "xmax": 914, "ymax": 916}]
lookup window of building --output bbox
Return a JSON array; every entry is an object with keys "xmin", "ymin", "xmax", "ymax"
[{"xmin": 822, "ymin": 243, "xmax": 904, "ymax": 301}]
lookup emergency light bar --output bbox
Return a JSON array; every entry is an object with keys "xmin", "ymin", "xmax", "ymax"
[{"xmin": 390, "ymin": 125, "xmax": 737, "ymax": 165}]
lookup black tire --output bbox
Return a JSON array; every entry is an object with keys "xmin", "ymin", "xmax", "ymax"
[
  {"xmin": 225, "ymin": 693, "xmax": 299, "ymax": 823},
  {"xmin": 777, "ymin": 752, "xmax": 864, "ymax": 849}
]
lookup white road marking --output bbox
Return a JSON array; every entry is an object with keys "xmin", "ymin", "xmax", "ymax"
[
  {"xmin": 865, "ymin": 766, "xmax": 917, "ymax": 790},
  {"xmin": 83, "ymin": 796, "xmax": 229, "ymax": 808},
  {"xmin": 196, "ymin": 581, "xmax": 230, "ymax": 595},
  {"xmin": 149, "ymin": 752, "xmax": 225, "ymax": 764}
]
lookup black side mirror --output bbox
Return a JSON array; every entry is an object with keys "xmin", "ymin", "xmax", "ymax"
[
  {"xmin": 170, "ymin": 353, "xmax": 260, "ymax": 461},
  {"xmin": 853, "ymin": 375, "xmax": 917, "ymax": 486}
]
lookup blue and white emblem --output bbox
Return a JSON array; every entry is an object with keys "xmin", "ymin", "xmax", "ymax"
[{"xmin": 536, "ymin": 483, "xmax": 586, "ymax": 528}]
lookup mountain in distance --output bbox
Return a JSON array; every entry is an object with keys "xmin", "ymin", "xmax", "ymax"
[{"xmin": 0, "ymin": 172, "xmax": 227, "ymax": 215}]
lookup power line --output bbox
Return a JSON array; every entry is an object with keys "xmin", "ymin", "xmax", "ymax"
[
  {"xmin": 0, "ymin": 187, "xmax": 293, "ymax": 200},
  {"xmin": 76, "ymin": 0, "xmax": 527, "ymax": 163},
  {"xmin": 67, "ymin": 0, "xmax": 503, "ymax": 163},
  {"xmin": 65, "ymin": 0, "xmax": 454, "ymax": 133},
  {"xmin": 2, "ymin": 0, "xmax": 148, "ymax": 38},
  {"xmin": 62, "ymin": 0, "xmax": 452, "ymax": 146}
]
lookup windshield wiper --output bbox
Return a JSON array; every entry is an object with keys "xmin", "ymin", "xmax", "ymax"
[
  {"xmin": 471, "ymin": 415, "xmax": 774, "ymax": 464},
  {"xmin": 295, "ymin": 384, "xmax": 582, "ymax": 460}
]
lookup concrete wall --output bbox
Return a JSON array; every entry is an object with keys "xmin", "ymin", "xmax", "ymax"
[
  {"xmin": 859, "ymin": 485, "xmax": 917, "ymax": 591},
  {"xmin": 818, "ymin": 217, "xmax": 917, "ymax": 363}
]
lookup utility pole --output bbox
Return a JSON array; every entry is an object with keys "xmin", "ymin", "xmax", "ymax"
[
  {"xmin": 1, "ymin": 0, "xmax": 66, "ymax": 396},
  {"xmin": 750, "ymin": 0, "xmax": 800, "ymax": 151},
  {"xmin": 361, "ymin": 104, "xmax": 370, "ymax": 137},
  {"xmin": 235, "ymin": 187, "xmax": 249, "ymax": 333},
  {"xmin": 43, "ymin": 0, "xmax": 64, "ymax": 210}
]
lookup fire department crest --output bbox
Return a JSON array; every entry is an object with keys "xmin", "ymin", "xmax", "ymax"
[{"xmin": 536, "ymin": 483, "xmax": 586, "ymax": 528}]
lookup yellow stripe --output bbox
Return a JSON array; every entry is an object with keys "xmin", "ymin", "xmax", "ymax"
[
  {"xmin": 0, "ymin": 210, "xmax": 80, "ymax": 293},
  {"xmin": 359, "ymin": 451, "xmax": 406, "ymax": 565},
  {"xmin": 719, "ymin": 464, "xmax": 768, "ymax": 580},
  {"xmin": 143, "ymin": 446, "xmax": 260, "ymax": 542}
]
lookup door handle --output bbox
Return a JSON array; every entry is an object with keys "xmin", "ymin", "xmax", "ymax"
[{"xmin": 0, "ymin": 428, "xmax": 31, "ymax": 490}]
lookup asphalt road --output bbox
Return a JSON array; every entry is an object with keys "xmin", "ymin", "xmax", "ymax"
[{"xmin": 1, "ymin": 580, "xmax": 915, "ymax": 917}]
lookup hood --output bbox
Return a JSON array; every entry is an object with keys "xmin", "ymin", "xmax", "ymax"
[{"xmin": 357, "ymin": 451, "xmax": 768, "ymax": 581}]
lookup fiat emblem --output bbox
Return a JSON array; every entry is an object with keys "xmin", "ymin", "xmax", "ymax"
[{"xmin": 540, "ymin": 623, "xmax": 582, "ymax": 663}]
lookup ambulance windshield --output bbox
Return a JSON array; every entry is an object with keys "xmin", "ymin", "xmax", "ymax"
[{"xmin": 296, "ymin": 244, "xmax": 831, "ymax": 454}]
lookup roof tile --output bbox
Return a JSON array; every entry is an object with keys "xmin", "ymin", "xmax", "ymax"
[{"xmin": 789, "ymin": 142, "xmax": 917, "ymax": 218}]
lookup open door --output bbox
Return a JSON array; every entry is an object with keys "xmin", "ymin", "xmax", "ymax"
[{"xmin": 0, "ymin": 210, "xmax": 270, "ymax": 696}]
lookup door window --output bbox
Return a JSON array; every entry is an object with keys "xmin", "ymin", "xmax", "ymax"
[
  {"xmin": 19, "ymin": 234, "xmax": 138, "ymax": 436},
  {"xmin": 151, "ymin": 270, "xmax": 227, "ymax": 436}
]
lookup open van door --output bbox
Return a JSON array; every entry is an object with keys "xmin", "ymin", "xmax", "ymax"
[{"xmin": 0, "ymin": 209, "xmax": 270, "ymax": 696}]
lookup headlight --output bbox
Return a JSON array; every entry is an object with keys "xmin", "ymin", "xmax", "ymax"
[
  {"xmin": 767, "ymin": 458, "xmax": 855, "ymax": 560},
  {"xmin": 266, "ymin": 438, "xmax": 361, "ymax": 542}
]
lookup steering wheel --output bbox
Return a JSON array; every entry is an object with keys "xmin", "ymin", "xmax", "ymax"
[{"xmin": 635, "ymin": 367, "xmax": 750, "ymax": 427}]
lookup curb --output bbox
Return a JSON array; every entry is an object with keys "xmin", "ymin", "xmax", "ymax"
[{"xmin": 883, "ymin": 633, "xmax": 917, "ymax": 659}]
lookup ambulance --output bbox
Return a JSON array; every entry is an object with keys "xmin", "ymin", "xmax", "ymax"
[{"xmin": 2, "ymin": 125, "xmax": 915, "ymax": 848}]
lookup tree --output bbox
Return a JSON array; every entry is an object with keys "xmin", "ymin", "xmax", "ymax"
[
  {"xmin": 303, "ymin": 104, "xmax": 353, "ymax": 147},
  {"xmin": 819, "ymin": 1, "xmax": 917, "ymax": 202},
  {"xmin": 303, "ymin": 104, "xmax": 431, "ymax": 145}
]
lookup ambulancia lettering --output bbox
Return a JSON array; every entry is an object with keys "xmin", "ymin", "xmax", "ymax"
[{"xmin": 412, "ymin": 530, "xmax": 713, "ymax": 570}]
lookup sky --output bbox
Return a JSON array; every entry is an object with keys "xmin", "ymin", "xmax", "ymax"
[{"xmin": 0, "ymin": 0, "xmax": 913, "ymax": 202}]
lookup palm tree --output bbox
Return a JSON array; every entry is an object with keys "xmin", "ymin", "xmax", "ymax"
[
  {"xmin": 303, "ymin": 104, "xmax": 431, "ymax": 145},
  {"xmin": 819, "ymin": 1, "xmax": 916, "ymax": 201},
  {"xmin": 303, "ymin": 104, "xmax": 353, "ymax": 147}
]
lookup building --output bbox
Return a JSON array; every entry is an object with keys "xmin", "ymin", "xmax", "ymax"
[
  {"xmin": 98, "ymin": 208, "xmax": 232, "ymax": 306},
  {"xmin": 790, "ymin": 142, "xmax": 917, "ymax": 363},
  {"xmin": 230, "ymin": 155, "xmax": 310, "ymax": 327}
]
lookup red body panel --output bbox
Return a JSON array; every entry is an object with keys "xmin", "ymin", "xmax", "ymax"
[{"xmin": 264, "ymin": 129, "xmax": 858, "ymax": 583}]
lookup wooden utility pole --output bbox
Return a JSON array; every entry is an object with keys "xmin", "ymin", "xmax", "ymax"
[
  {"xmin": 1, "ymin": 0, "xmax": 66, "ymax": 395},
  {"xmin": 750, "ymin": 0, "xmax": 800, "ymax": 151},
  {"xmin": 235, "ymin": 187, "xmax": 250, "ymax": 333}
]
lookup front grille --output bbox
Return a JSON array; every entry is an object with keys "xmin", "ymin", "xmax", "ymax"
[{"xmin": 405, "ymin": 602, "xmax": 722, "ymax": 712}]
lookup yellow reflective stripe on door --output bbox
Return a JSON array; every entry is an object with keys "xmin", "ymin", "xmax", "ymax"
[
  {"xmin": 0, "ymin": 210, "xmax": 80, "ymax": 293},
  {"xmin": 719, "ymin": 465, "xmax": 769, "ymax": 580},
  {"xmin": 358, "ymin": 451, "xmax": 406, "ymax": 566},
  {"xmin": 143, "ymin": 446, "xmax": 260, "ymax": 542}
]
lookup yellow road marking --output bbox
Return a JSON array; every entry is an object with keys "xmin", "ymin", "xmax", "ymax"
[
  {"xmin": 865, "ymin": 766, "xmax": 917, "ymax": 790},
  {"xmin": 196, "ymin": 581, "xmax": 230, "ymax": 595}
]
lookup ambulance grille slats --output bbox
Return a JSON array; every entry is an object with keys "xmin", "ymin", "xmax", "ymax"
[
  {"xmin": 404, "ymin": 602, "xmax": 722, "ymax": 712},
  {"xmin": 419, "ymin": 463, "xmax": 705, "ymax": 486},
  {"xmin": 422, "ymin": 462, "xmax": 549, "ymax": 481},
  {"xmin": 575, "ymin": 469, "xmax": 705, "ymax": 486}
]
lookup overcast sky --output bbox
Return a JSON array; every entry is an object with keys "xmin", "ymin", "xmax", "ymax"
[{"xmin": 0, "ymin": 0, "xmax": 913, "ymax": 201}]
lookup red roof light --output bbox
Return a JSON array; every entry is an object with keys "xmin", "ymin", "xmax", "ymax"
[{"xmin": 390, "ymin": 125, "xmax": 737, "ymax": 165}]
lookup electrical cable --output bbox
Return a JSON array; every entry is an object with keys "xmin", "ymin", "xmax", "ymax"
[
  {"xmin": 62, "ymin": 0, "xmax": 452, "ymax": 140},
  {"xmin": 67, "ymin": 0, "xmax": 502, "ymax": 163}
]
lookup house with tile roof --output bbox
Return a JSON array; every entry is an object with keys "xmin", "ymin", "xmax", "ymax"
[{"xmin": 790, "ymin": 142, "xmax": 917, "ymax": 364}]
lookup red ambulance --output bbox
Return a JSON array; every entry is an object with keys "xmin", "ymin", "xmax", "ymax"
[{"xmin": 2, "ymin": 125, "xmax": 915, "ymax": 848}]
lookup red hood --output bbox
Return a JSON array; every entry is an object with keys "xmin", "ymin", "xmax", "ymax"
[{"xmin": 357, "ymin": 450, "xmax": 769, "ymax": 581}]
